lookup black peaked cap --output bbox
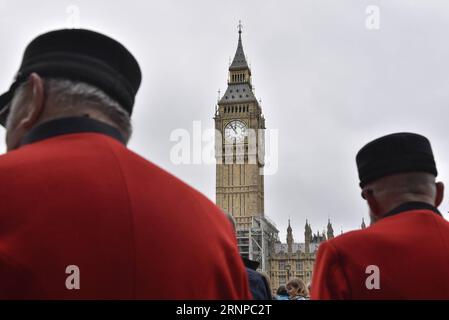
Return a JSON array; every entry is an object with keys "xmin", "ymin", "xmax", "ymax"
[{"xmin": 356, "ymin": 132, "xmax": 437, "ymax": 188}]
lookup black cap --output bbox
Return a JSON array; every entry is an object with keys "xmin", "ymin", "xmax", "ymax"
[
  {"xmin": 242, "ymin": 257, "xmax": 260, "ymax": 271},
  {"xmin": 356, "ymin": 132, "xmax": 438, "ymax": 188},
  {"xmin": 0, "ymin": 29, "xmax": 142, "ymax": 126}
]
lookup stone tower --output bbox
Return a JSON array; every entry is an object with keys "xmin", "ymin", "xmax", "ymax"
[
  {"xmin": 304, "ymin": 220, "xmax": 312, "ymax": 254},
  {"xmin": 214, "ymin": 22, "xmax": 265, "ymax": 224},
  {"xmin": 327, "ymin": 219, "xmax": 334, "ymax": 239},
  {"xmin": 213, "ymin": 23, "xmax": 278, "ymax": 272},
  {"xmin": 287, "ymin": 220, "xmax": 293, "ymax": 254}
]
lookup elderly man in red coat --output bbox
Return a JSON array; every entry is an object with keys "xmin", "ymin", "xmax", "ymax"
[
  {"xmin": 0, "ymin": 29, "xmax": 251, "ymax": 299},
  {"xmin": 312, "ymin": 132, "xmax": 449, "ymax": 299}
]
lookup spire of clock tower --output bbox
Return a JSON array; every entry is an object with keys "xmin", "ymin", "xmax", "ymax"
[
  {"xmin": 219, "ymin": 21, "xmax": 257, "ymax": 105},
  {"xmin": 230, "ymin": 20, "xmax": 250, "ymax": 72}
]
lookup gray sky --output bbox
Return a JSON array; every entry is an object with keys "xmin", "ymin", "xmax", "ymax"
[{"xmin": 1, "ymin": 0, "xmax": 448, "ymax": 242}]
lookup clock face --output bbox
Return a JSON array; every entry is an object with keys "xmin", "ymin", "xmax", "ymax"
[{"xmin": 225, "ymin": 120, "xmax": 247, "ymax": 142}]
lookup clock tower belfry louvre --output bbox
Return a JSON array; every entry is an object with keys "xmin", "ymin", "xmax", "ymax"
[{"xmin": 214, "ymin": 23, "xmax": 279, "ymax": 271}]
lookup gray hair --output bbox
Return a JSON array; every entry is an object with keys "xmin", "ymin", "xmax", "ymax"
[{"xmin": 11, "ymin": 78, "xmax": 132, "ymax": 142}]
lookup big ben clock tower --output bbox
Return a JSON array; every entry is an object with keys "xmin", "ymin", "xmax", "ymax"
[
  {"xmin": 214, "ymin": 22, "xmax": 266, "ymax": 231},
  {"xmin": 214, "ymin": 22, "xmax": 278, "ymax": 272}
]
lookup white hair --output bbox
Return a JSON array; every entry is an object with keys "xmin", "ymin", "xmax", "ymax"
[{"xmin": 11, "ymin": 78, "xmax": 132, "ymax": 142}]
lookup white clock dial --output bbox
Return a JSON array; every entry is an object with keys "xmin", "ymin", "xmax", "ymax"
[{"xmin": 225, "ymin": 120, "xmax": 247, "ymax": 142}]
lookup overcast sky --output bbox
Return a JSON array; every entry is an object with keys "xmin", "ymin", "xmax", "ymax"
[{"xmin": 0, "ymin": 0, "xmax": 448, "ymax": 242}]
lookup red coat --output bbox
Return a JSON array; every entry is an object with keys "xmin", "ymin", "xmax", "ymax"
[
  {"xmin": 312, "ymin": 202, "xmax": 449, "ymax": 299},
  {"xmin": 0, "ymin": 117, "xmax": 251, "ymax": 299}
]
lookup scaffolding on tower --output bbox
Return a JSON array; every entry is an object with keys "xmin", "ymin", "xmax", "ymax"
[{"xmin": 234, "ymin": 215, "xmax": 279, "ymax": 272}]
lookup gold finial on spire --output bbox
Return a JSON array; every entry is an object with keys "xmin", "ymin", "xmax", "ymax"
[{"xmin": 238, "ymin": 20, "xmax": 243, "ymax": 35}]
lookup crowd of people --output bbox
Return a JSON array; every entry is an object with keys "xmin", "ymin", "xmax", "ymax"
[{"xmin": 0, "ymin": 28, "xmax": 448, "ymax": 299}]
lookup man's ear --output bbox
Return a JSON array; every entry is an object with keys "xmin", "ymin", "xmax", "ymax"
[
  {"xmin": 362, "ymin": 188, "xmax": 381, "ymax": 217},
  {"xmin": 19, "ymin": 73, "xmax": 45, "ymax": 129},
  {"xmin": 435, "ymin": 181, "xmax": 444, "ymax": 207}
]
